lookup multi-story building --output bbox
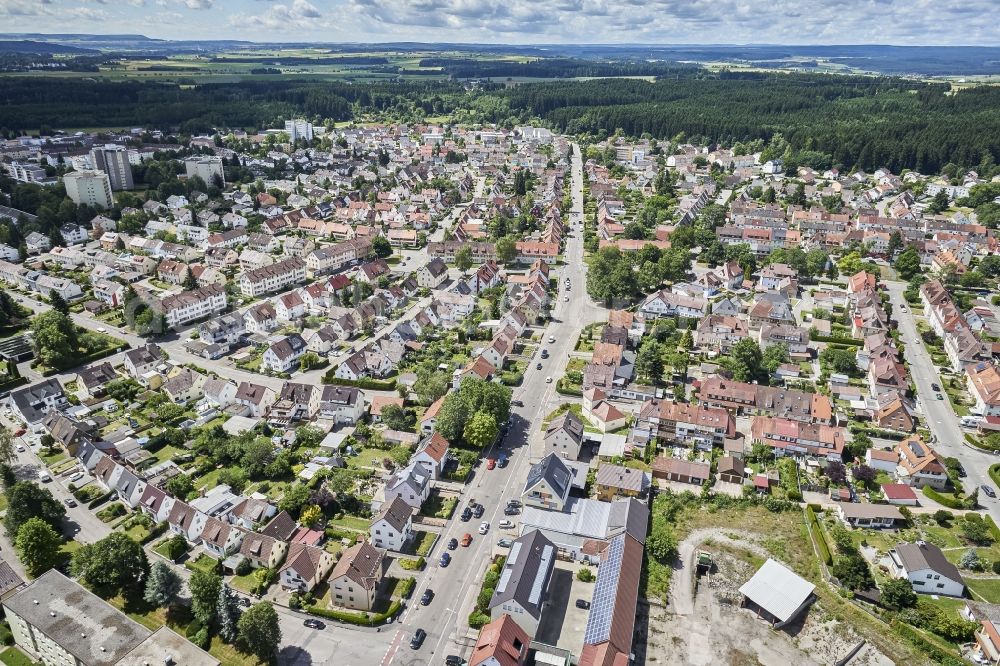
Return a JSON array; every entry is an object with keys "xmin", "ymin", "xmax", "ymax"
[
  {"xmin": 240, "ymin": 257, "xmax": 306, "ymax": 297},
  {"xmin": 158, "ymin": 284, "xmax": 228, "ymax": 328},
  {"xmin": 285, "ymin": 118, "xmax": 314, "ymax": 143},
  {"xmin": 184, "ymin": 155, "xmax": 225, "ymax": 185},
  {"xmin": 90, "ymin": 144, "xmax": 134, "ymax": 190},
  {"xmin": 636, "ymin": 400, "xmax": 735, "ymax": 450},
  {"xmin": 63, "ymin": 169, "xmax": 113, "ymax": 208}
]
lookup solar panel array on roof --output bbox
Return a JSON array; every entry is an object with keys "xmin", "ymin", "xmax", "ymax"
[
  {"xmin": 528, "ymin": 545, "xmax": 554, "ymax": 605},
  {"xmin": 583, "ymin": 533, "xmax": 625, "ymax": 645},
  {"xmin": 497, "ymin": 540, "xmax": 521, "ymax": 595}
]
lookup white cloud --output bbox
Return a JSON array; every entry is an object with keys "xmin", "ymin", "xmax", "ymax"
[
  {"xmin": 183, "ymin": 0, "xmax": 213, "ymax": 9},
  {"xmin": 234, "ymin": 0, "xmax": 326, "ymax": 30}
]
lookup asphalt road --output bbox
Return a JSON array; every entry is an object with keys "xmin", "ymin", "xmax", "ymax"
[
  {"xmin": 386, "ymin": 144, "xmax": 607, "ymax": 665},
  {"xmin": 884, "ymin": 280, "xmax": 1000, "ymax": 521}
]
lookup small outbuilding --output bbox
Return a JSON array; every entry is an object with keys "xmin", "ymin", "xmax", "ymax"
[{"xmin": 739, "ymin": 559, "xmax": 816, "ymax": 628}]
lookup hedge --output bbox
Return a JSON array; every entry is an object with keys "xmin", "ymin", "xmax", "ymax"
[
  {"xmin": 40, "ymin": 343, "xmax": 129, "ymax": 376},
  {"xmin": 321, "ymin": 373, "xmax": 397, "ymax": 391},
  {"xmin": 921, "ymin": 485, "xmax": 964, "ymax": 510},
  {"xmin": 805, "ymin": 506, "xmax": 832, "ymax": 565},
  {"xmin": 141, "ymin": 521, "xmax": 169, "ymax": 545},
  {"xmin": 555, "ymin": 379, "xmax": 583, "ymax": 396},
  {"xmin": 397, "ymin": 577, "xmax": 416, "ymax": 599},
  {"xmin": 986, "ymin": 515, "xmax": 1000, "ymax": 544},
  {"xmin": 809, "ymin": 334, "xmax": 863, "ymax": 346},
  {"xmin": 890, "ymin": 620, "xmax": 964, "ymax": 666},
  {"xmin": 87, "ymin": 490, "xmax": 116, "ymax": 510},
  {"xmin": 306, "ymin": 600, "xmax": 402, "ymax": 626}
]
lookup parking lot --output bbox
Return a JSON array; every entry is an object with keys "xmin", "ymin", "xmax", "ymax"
[{"xmin": 535, "ymin": 562, "xmax": 595, "ymax": 652}]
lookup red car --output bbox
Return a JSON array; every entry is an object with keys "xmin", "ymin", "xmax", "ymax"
[
  {"xmin": 486, "ymin": 458, "xmax": 496, "ymax": 470},
  {"xmin": 14, "ymin": 428, "xmax": 25, "ymax": 437},
  {"xmin": 460, "ymin": 533, "xmax": 473, "ymax": 547}
]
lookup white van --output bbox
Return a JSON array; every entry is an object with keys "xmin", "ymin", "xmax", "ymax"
[
  {"xmin": 961, "ymin": 416, "xmax": 983, "ymax": 428},
  {"xmin": 38, "ymin": 471, "xmax": 51, "ymax": 482}
]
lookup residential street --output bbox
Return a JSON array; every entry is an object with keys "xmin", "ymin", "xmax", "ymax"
[{"xmin": 884, "ymin": 280, "xmax": 1000, "ymax": 522}]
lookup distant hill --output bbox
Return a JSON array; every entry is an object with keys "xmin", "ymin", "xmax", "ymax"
[{"xmin": 0, "ymin": 40, "xmax": 96, "ymax": 55}]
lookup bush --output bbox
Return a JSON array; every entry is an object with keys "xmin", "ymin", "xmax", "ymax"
[
  {"xmin": 932, "ymin": 510, "xmax": 953, "ymax": 525},
  {"xmin": 397, "ymin": 577, "xmax": 416, "ymax": 599},
  {"xmin": 468, "ymin": 611, "xmax": 491, "ymax": 629},
  {"xmin": 235, "ymin": 557, "xmax": 253, "ymax": 576},
  {"xmin": 922, "ymin": 485, "xmax": 969, "ymax": 510},
  {"xmin": 399, "ymin": 557, "xmax": 425, "ymax": 571},
  {"xmin": 576, "ymin": 567, "xmax": 595, "ymax": 582},
  {"xmin": 321, "ymin": 373, "xmax": 397, "ymax": 391},
  {"xmin": 890, "ymin": 620, "xmax": 965, "ymax": 666}
]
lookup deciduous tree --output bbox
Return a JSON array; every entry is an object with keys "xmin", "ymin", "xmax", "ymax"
[{"xmin": 15, "ymin": 517, "xmax": 62, "ymax": 578}]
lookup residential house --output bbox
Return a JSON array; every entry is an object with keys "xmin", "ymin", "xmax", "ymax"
[
  {"xmin": 262, "ymin": 334, "xmax": 307, "ymax": 373},
  {"xmin": 889, "ymin": 541, "xmax": 965, "ymax": 597},
  {"xmin": 896, "ymin": 437, "xmax": 948, "ymax": 489},
  {"xmin": 594, "ymin": 464, "xmax": 650, "ymax": 501},
  {"xmin": 381, "ymin": 462, "xmax": 431, "ymax": 511},
  {"xmin": 543, "ymin": 410, "xmax": 585, "ymax": 460},
  {"xmin": 488, "ymin": 530, "xmax": 556, "ymax": 639},
  {"xmin": 651, "ymin": 457, "xmax": 711, "ymax": 485},
  {"xmin": 318, "ymin": 385, "xmax": 364, "ymax": 425},
  {"xmin": 522, "ymin": 454, "xmax": 573, "ymax": 511},
  {"xmin": 328, "ymin": 540, "xmax": 384, "ymax": 611},
  {"xmin": 417, "ymin": 257, "xmax": 449, "ymax": 288},
  {"xmin": 280, "ymin": 542, "xmax": 336, "ymax": 593},
  {"xmin": 412, "ymin": 432, "xmax": 449, "ymax": 480},
  {"xmin": 234, "ymin": 381, "xmax": 275, "ymax": 417},
  {"xmin": 369, "ymin": 496, "xmax": 414, "ymax": 551},
  {"xmin": 469, "ymin": 614, "xmax": 530, "ymax": 666},
  {"xmin": 238, "ymin": 533, "xmax": 288, "ymax": 570},
  {"xmin": 837, "ymin": 503, "xmax": 903, "ymax": 529}
]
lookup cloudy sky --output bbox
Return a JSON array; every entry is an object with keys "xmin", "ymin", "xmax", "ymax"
[{"xmin": 1, "ymin": 0, "xmax": 995, "ymax": 44}]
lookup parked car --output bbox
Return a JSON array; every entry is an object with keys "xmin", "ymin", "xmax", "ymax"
[
  {"xmin": 303, "ymin": 618, "xmax": 325, "ymax": 629},
  {"xmin": 460, "ymin": 508, "xmax": 472, "ymax": 522},
  {"xmin": 936, "ymin": 393, "xmax": 944, "ymax": 400},
  {"xmin": 420, "ymin": 589, "xmax": 434, "ymax": 606},
  {"xmin": 499, "ymin": 520, "xmax": 514, "ymax": 529},
  {"xmin": 472, "ymin": 503, "xmax": 485, "ymax": 519},
  {"xmin": 548, "ymin": 335, "xmax": 556, "ymax": 343},
  {"xmin": 38, "ymin": 472, "xmax": 51, "ymax": 483},
  {"xmin": 69, "ymin": 472, "xmax": 84, "ymax": 483},
  {"xmin": 479, "ymin": 521, "xmax": 490, "ymax": 534},
  {"xmin": 503, "ymin": 506, "xmax": 519, "ymax": 516},
  {"xmin": 512, "ymin": 400, "xmax": 524, "ymax": 407},
  {"xmin": 439, "ymin": 553, "xmax": 451, "ymax": 568},
  {"xmin": 446, "ymin": 656, "xmax": 463, "ymax": 666},
  {"xmin": 486, "ymin": 458, "xmax": 496, "ymax": 470},
  {"xmin": 575, "ymin": 599, "xmax": 591, "ymax": 610},
  {"xmin": 564, "ymin": 296, "xmax": 569, "ymax": 302},
  {"xmin": 540, "ymin": 349, "xmax": 549, "ymax": 359},
  {"xmin": 460, "ymin": 533, "xmax": 473, "ymax": 547},
  {"xmin": 63, "ymin": 498, "xmax": 77, "ymax": 508},
  {"xmin": 536, "ymin": 362, "xmax": 543, "ymax": 370},
  {"xmin": 983, "ymin": 485, "xmax": 997, "ymax": 499},
  {"xmin": 238, "ymin": 597, "xmax": 251, "ymax": 607},
  {"xmin": 447, "ymin": 537, "xmax": 458, "ymax": 550},
  {"xmin": 546, "ymin": 377, "xmax": 553, "ymax": 383},
  {"xmin": 506, "ymin": 499, "xmax": 521, "ymax": 508},
  {"xmin": 410, "ymin": 628, "xmax": 427, "ymax": 649},
  {"xmin": 15, "ymin": 445, "xmax": 24, "ymax": 453},
  {"xmin": 931, "ymin": 382, "xmax": 940, "ymax": 391},
  {"xmin": 498, "ymin": 453, "xmax": 508, "ymax": 468},
  {"xmin": 14, "ymin": 428, "xmax": 25, "ymax": 437}
]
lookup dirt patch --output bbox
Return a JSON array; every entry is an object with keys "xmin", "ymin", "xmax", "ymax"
[{"xmin": 643, "ymin": 551, "xmax": 893, "ymax": 666}]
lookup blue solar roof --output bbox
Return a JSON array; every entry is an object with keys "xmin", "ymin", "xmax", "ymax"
[{"xmin": 583, "ymin": 533, "xmax": 625, "ymax": 645}]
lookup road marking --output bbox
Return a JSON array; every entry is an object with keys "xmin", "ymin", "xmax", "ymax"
[{"xmin": 380, "ymin": 629, "xmax": 403, "ymax": 666}]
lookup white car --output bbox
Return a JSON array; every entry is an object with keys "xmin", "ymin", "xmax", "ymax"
[
  {"xmin": 545, "ymin": 376, "xmax": 553, "ymax": 383},
  {"xmin": 479, "ymin": 521, "xmax": 490, "ymax": 534},
  {"xmin": 564, "ymin": 296, "xmax": 569, "ymax": 302},
  {"xmin": 547, "ymin": 335, "xmax": 555, "ymax": 343},
  {"xmin": 68, "ymin": 472, "xmax": 84, "ymax": 483},
  {"xmin": 498, "ymin": 520, "xmax": 514, "ymax": 529},
  {"xmin": 97, "ymin": 327, "xmax": 107, "ymax": 333},
  {"xmin": 15, "ymin": 445, "xmax": 24, "ymax": 453}
]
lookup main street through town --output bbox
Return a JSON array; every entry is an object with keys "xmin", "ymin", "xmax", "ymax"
[
  {"xmin": 884, "ymin": 280, "xmax": 1000, "ymax": 523},
  {"xmin": 383, "ymin": 143, "xmax": 607, "ymax": 665}
]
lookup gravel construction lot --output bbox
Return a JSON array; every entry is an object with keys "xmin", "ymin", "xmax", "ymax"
[{"xmin": 642, "ymin": 550, "xmax": 894, "ymax": 666}]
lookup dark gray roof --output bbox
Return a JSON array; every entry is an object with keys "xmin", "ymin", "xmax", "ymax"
[
  {"xmin": 0, "ymin": 559, "xmax": 24, "ymax": 598},
  {"xmin": 894, "ymin": 541, "xmax": 964, "ymax": 584},
  {"xmin": 489, "ymin": 529, "xmax": 556, "ymax": 619},
  {"xmin": 524, "ymin": 453, "xmax": 572, "ymax": 499},
  {"xmin": 545, "ymin": 410, "xmax": 584, "ymax": 443},
  {"xmin": 11, "ymin": 379, "xmax": 64, "ymax": 423}
]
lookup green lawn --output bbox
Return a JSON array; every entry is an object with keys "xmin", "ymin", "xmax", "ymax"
[
  {"xmin": 968, "ymin": 578, "xmax": 1000, "ymax": 603},
  {"xmin": 185, "ymin": 553, "xmax": 220, "ymax": 575},
  {"xmin": 328, "ymin": 515, "xmax": 370, "ymax": 532},
  {"xmin": 410, "ymin": 530, "xmax": 436, "ymax": 557},
  {"xmin": 40, "ymin": 449, "xmax": 68, "ymax": 467},
  {"xmin": 346, "ymin": 448, "xmax": 387, "ymax": 472},
  {"xmin": 0, "ymin": 647, "xmax": 35, "ymax": 666}
]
